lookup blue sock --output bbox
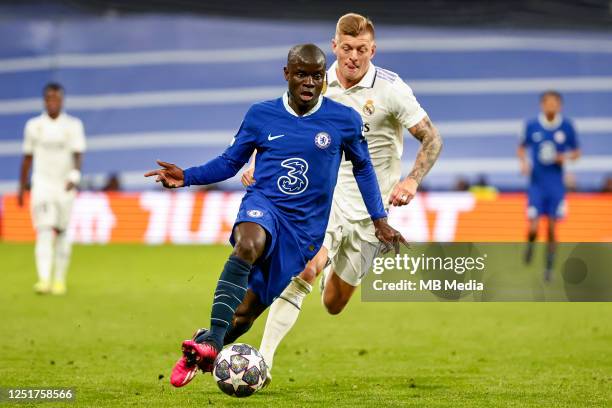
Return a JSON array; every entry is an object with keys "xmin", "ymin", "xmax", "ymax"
[{"xmin": 200, "ymin": 255, "xmax": 251, "ymax": 350}]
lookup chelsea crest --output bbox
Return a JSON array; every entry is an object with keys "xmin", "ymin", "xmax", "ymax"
[{"xmin": 314, "ymin": 132, "xmax": 331, "ymax": 149}]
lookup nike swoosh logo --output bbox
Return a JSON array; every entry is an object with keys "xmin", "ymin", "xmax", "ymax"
[{"xmin": 268, "ymin": 134, "xmax": 286, "ymax": 141}]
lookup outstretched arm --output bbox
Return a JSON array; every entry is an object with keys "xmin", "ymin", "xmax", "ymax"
[
  {"xmin": 146, "ymin": 111, "xmax": 258, "ymax": 189},
  {"xmin": 389, "ymin": 116, "xmax": 442, "ymax": 206},
  {"xmin": 145, "ymin": 151, "xmax": 252, "ymax": 189},
  {"xmin": 182, "ymin": 152, "xmax": 252, "ymax": 187}
]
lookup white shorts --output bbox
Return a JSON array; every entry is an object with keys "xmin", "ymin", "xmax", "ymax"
[
  {"xmin": 30, "ymin": 190, "xmax": 76, "ymax": 231},
  {"xmin": 323, "ymin": 207, "xmax": 381, "ymax": 287}
]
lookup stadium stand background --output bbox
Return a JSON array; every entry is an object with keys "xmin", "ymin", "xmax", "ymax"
[
  {"xmin": 1, "ymin": 0, "xmax": 611, "ymax": 243},
  {"xmin": 0, "ymin": 0, "xmax": 611, "ymax": 193},
  {"xmin": 2, "ymin": 1, "xmax": 612, "ymax": 29}
]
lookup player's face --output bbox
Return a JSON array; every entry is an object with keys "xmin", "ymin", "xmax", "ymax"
[
  {"xmin": 44, "ymin": 89, "xmax": 63, "ymax": 118},
  {"xmin": 332, "ymin": 32, "xmax": 376, "ymax": 85},
  {"xmin": 540, "ymin": 95, "xmax": 562, "ymax": 118},
  {"xmin": 284, "ymin": 60, "xmax": 326, "ymax": 110}
]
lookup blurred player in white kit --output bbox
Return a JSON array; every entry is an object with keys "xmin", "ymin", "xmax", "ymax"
[{"xmin": 18, "ymin": 83, "xmax": 86, "ymax": 295}]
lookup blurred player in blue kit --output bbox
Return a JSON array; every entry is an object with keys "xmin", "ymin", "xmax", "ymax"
[
  {"xmin": 144, "ymin": 44, "xmax": 406, "ymax": 387},
  {"xmin": 518, "ymin": 90, "xmax": 580, "ymax": 281}
]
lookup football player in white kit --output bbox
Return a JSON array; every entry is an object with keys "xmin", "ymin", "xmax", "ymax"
[
  {"xmin": 240, "ymin": 13, "xmax": 443, "ymax": 375},
  {"xmin": 18, "ymin": 83, "xmax": 86, "ymax": 295}
]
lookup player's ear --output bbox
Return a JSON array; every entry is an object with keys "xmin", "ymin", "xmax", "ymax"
[
  {"xmin": 331, "ymin": 38, "xmax": 338, "ymax": 55},
  {"xmin": 283, "ymin": 66, "xmax": 289, "ymax": 81},
  {"xmin": 371, "ymin": 42, "xmax": 377, "ymax": 58}
]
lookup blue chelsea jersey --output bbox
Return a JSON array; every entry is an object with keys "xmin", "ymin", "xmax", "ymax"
[
  {"xmin": 521, "ymin": 114, "xmax": 579, "ymax": 189},
  {"xmin": 220, "ymin": 94, "xmax": 382, "ymax": 244}
]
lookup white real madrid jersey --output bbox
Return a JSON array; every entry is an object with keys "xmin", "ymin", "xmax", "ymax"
[
  {"xmin": 325, "ymin": 61, "xmax": 427, "ymax": 220},
  {"xmin": 22, "ymin": 112, "xmax": 86, "ymax": 194}
]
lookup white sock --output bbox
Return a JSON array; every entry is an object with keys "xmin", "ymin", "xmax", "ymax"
[
  {"xmin": 35, "ymin": 228, "xmax": 54, "ymax": 283},
  {"xmin": 53, "ymin": 231, "xmax": 72, "ymax": 284},
  {"xmin": 259, "ymin": 276, "xmax": 312, "ymax": 371}
]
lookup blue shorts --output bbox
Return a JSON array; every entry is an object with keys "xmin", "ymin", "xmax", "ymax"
[
  {"xmin": 230, "ymin": 193, "xmax": 310, "ymax": 306},
  {"xmin": 527, "ymin": 185, "xmax": 565, "ymax": 219}
]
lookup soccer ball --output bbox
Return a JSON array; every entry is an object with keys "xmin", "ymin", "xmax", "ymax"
[{"xmin": 212, "ymin": 343, "xmax": 268, "ymax": 397}]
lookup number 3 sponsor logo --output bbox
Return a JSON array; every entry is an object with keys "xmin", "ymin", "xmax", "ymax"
[{"xmin": 277, "ymin": 158, "xmax": 309, "ymax": 195}]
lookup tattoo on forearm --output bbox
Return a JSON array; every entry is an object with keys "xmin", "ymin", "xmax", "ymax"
[{"xmin": 407, "ymin": 117, "xmax": 443, "ymax": 185}]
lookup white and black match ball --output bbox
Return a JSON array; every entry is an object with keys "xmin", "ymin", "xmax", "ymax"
[{"xmin": 212, "ymin": 343, "xmax": 268, "ymax": 397}]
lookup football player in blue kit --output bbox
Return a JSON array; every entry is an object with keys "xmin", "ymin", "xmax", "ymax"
[
  {"xmin": 518, "ymin": 90, "xmax": 580, "ymax": 281},
  {"xmin": 145, "ymin": 44, "xmax": 407, "ymax": 387}
]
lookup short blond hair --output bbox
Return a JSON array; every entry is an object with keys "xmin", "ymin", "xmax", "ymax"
[{"xmin": 335, "ymin": 13, "xmax": 375, "ymax": 39}]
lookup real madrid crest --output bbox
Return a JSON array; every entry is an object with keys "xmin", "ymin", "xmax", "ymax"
[
  {"xmin": 362, "ymin": 99, "xmax": 375, "ymax": 116},
  {"xmin": 314, "ymin": 132, "xmax": 331, "ymax": 149}
]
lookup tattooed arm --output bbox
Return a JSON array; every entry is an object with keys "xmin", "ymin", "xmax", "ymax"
[{"xmin": 389, "ymin": 116, "xmax": 443, "ymax": 206}]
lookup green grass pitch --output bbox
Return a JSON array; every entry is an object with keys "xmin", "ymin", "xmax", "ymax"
[{"xmin": 1, "ymin": 243, "xmax": 610, "ymax": 407}]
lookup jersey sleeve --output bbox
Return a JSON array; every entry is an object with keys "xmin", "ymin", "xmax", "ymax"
[
  {"xmin": 183, "ymin": 106, "xmax": 259, "ymax": 186},
  {"xmin": 389, "ymin": 78, "xmax": 428, "ymax": 129},
  {"xmin": 519, "ymin": 123, "xmax": 531, "ymax": 147},
  {"xmin": 565, "ymin": 121, "xmax": 579, "ymax": 150},
  {"xmin": 342, "ymin": 110, "xmax": 387, "ymax": 220},
  {"xmin": 71, "ymin": 118, "xmax": 86, "ymax": 153},
  {"xmin": 22, "ymin": 119, "xmax": 35, "ymax": 154}
]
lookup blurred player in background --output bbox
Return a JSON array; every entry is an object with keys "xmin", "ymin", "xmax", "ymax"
[
  {"xmin": 242, "ymin": 13, "xmax": 443, "ymax": 374},
  {"xmin": 518, "ymin": 90, "xmax": 580, "ymax": 281},
  {"xmin": 18, "ymin": 83, "xmax": 86, "ymax": 295},
  {"xmin": 145, "ymin": 44, "xmax": 406, "ymax": 388}
]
